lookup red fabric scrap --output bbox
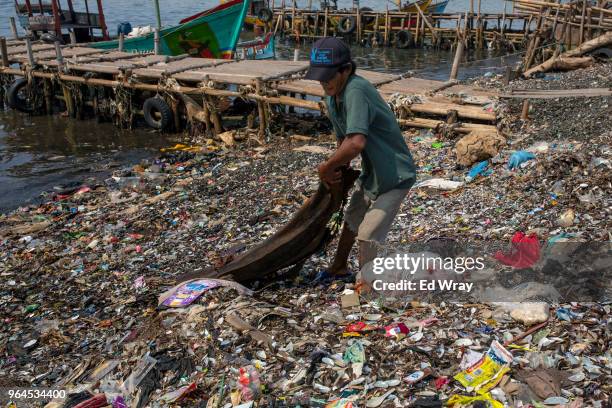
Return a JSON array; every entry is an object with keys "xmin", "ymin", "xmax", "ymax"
[{"xmin": 494, "ymin": 232, "xmax": 540, "ymax": 268}]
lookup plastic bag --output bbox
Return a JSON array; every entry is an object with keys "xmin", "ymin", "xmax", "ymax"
[{"xmin": 453, "ymin": 341, "xmax": 513, "ymax": 394}]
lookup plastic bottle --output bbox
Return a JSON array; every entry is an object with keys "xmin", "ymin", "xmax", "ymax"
[{"xmin": 238, "ymin": 365, "xmax": 260, "ymax": 401}]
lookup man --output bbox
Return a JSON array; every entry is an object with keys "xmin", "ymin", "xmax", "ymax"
[{"xmin": 304, "ymin": 37, "xmax": 417, "ymax": 278}]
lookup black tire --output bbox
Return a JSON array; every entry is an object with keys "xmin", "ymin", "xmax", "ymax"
[
  {"xmin": 588, "ymin": 46, "xmax": 611, "ymax": 59},
  {"xmin": 7, "ymin": 78, "xmax": 32, "ymax": 113},
  {"xmin": 360, "ymin": 7, "xmax": 375, "ymax": 26},
  {"xmin": 143, "ymin": 97, "xmax": 172, "ymax": 130},
  {"xmin": 257, "ymin": 7, "xmax": 273, "ymax": 23},
  {"xmin": 396, "ymin": 30, "xmax": 413, "ymax": 49},
  {"xmin": 337, "ymin": 16, "xmax": 356, "ymax": 34}
]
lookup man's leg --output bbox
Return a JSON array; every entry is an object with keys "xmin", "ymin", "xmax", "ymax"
[
  {"xmin": 354, "ymin": 188, "xmax": 410, "ymax": 286},
  {"xmin": 329, "ymin": 187, "xmax": 368, "ymax": 276},
  {"xmin": 329, "ymin": 223, "xmax": 357, "ymax": 275}
]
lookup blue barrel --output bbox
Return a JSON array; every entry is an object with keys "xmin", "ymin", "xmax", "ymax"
[{"xmin": 117, "ymin": 22, "xmax": 132, "ymax": 37}]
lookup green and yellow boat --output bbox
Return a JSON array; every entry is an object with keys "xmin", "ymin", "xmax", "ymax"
[{"xmin": 90, "ymin": 0, "xmax": 251, "ymax": 59}]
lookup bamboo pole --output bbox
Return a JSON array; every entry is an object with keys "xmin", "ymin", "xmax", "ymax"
[
  {"xmin": 384, "ymin": 6, "xmax": 390, "ymax": 46},
  {"xmin": 415, "ymin": 10, "xmax": 420, "ymax": 45},
  {"xmin": 450, "ymin": 35, "xmax": 464, "ymax": 80},
  {"xmin": 324, "ymin": 7, "xmax": 328, "ymax": 37},
  {"xmin": 357, "ymin": 7, "xmax": 362, "ymax": 43},
  {"xmin": 118, "ymin": 32, "xmax": 125, "ymax": 52},
  {"xmin": 54, "ymin": 41, "xmax": 64, "ymax": 71},
  {"xmin": 69, "ymin": 31, "xmax": 77, "ymax": 45},
  {"xmin": 10, "ymin": 17, "xmax": 19, "ymax": 40},
  {"xmin": 579, "ymin": 0, "xmax": 587, "ymax": 44},
  {"xmin": 414, "ymin": 2, "xmax": 437, "ymax": 43},
  {"xmin": 25, "ymin": 37, "xmax": 35, "ymax": 66},
  {"xmin": 256, "ymin": 78, "xmax": 267, "ymax": 142}
]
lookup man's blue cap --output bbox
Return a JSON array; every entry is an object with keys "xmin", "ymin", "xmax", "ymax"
[{"xmin": 305, "ymin": 37, "xmax": 352, "ymax": 82}]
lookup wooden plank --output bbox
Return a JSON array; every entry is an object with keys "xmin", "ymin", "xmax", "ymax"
[
  {"xmin": 173, "ymin": 60, "xmax": 309, "ymax": 85},
  {"xmin": 11, "ymin": 47, "xmax": 101, "ymax": 63},
  {"xmin": 68, "ymin": 55, "xmax": 174, "ymax": 74},
  {"xmin": 378, "ymin": 77, "xmax": 445, "ymax": 96},
  {"xmin": 132, "ymin": 57, "xmax": 230, "ymax": 79},
  {"xmin": 6, "ymin": 43, "xmax": 54, "ymax": 56},
  {"xmin": 500, "ymin": 87, "xmax": 612, "ymax": 98}
]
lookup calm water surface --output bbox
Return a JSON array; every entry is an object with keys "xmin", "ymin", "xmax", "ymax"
[{"xmin": 0, "ymin": 0, "xmax": 516, "ymax": 212}]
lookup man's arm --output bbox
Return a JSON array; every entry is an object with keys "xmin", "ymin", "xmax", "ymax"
[{"xmin": 319, "ymin": 133, "xmax": 366, "ymax": 184}]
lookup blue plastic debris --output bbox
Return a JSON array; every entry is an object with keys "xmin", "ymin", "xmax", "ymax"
[
  {"xmin": 467, "ymin": 160, "xmax": 492, "ymax": 180},
  {"xmin": 556, "ymin": 307, "xmax": 578, "ymax": 321},
  {"xmin": 508, "ymin": 151, "xmax": 536, "ymax": 170}
]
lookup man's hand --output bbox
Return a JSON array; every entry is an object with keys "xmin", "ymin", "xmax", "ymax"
[{"xmin": 318, "ymin": 162, "xmax": 342, "ymax": 185}]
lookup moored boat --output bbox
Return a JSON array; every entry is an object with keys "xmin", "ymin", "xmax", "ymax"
[
  {"xmin": 89, "ymin": 0, "xmax": 250, "ymax": 59},
  {"xmin": 236, "ymin": 32, "xmax": 275, "ymax": 60}
]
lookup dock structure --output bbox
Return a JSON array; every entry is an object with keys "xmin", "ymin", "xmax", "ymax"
[
  {"xmin": 0, "ymin": 40, "xmax": 499, "ymax": 142},
  {"xmin": 512, "ymin": 0, "xmax": 612, "ymax": 71},
  {"xmin": 264, "ymin": 5, "xmax": 532, "ymax": 50}
]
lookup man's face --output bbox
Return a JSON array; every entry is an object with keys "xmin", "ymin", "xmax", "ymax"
[{"xmin": 320, "ymin": 69, "xmax": 349, "ymax": 96}]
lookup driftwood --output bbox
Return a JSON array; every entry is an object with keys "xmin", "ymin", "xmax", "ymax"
[
  {"xmin": 524, "ymin": 31, "xmax": 612, "ymax": 77},
  {"xmin": 177, "ymin": 168, "xmax": 360, "ymax": 284}
]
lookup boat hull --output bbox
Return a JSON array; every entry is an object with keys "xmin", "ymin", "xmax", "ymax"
[{"xmin": 90, "ymin": 0, "xmax": 250, "ymax": 58}]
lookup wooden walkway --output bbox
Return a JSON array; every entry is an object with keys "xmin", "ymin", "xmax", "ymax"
[{"xmin": 0, "ymin": 41, "xmax": 499, "ymax": 139}]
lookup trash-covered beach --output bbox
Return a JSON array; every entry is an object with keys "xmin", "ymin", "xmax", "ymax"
[{"xmin": 0, "ymin": 58, "xmax": 610, "ymax": 408}]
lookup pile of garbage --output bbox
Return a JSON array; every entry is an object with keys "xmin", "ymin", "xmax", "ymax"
[{"xmin": 0, "ymin": 65, "xmax": 610, "ymax": 408}]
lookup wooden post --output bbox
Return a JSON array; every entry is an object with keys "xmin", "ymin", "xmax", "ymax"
[
  {"xmin": 95, "ymin": 0, "xmax": 109, "ymax": 39},
  {"xmin": 415, "ymin": 10, "xmax": 420, "ymax": 45},
  {"xmin": 54, "ymin": 41, "xmax": 64, "ymax": 70},
  {"xmin": 384, "ymin": 6, "xmax": 390, "ymax": 46},
  {"xmin": 521, "ymin": 99, "xmax": 530, "ymax": 120},
  {"xmin": 69, "ymin": 30, "xmax": 77, "ymax": 45},
  {"xmin": 255, "ymin": 78, "xmax": 267, "ymax": 143},
  {"xmin": 324, "ymin": 7, "xmax": 328, "ymax": 37},
  {"xmin": 118, "ymin": 32, "xmax": 125, "ymax": 51},
  {"xmin": 501, "ymin": 3, "xmax": 507, "ymax": 36},
  {"xmin": 356, "ymin": 7, "xmax": 361, "ymax": 44},
  {"xmin": 414, "ymin": 2, "xmax": 437, "ymax": 44},
  {"xmin": 25, "ymin": 37, "xmax": 35, "ymax": 66},
  {"xmin": 62, "ymin": 85, "xmax": 75, "ymax": 117},
  {"xmin": 586, "ymin": 8, "xmax": 592, "ymax": 41},
  {"xmin": 154, "ymin": 28, "xmax": 160, "ymax": 55},
  {"xmin": 291, "ymin": 0, "xmax": 296, "ymax": 34},
  {"xmin": 0, "ymin": 37, "xmax": 9, "ymax": 67},
  {"xmin": 50, "ymin": 0, "xmax": 61, "ymax": 37},
  {"xmin": 10, "ymin": 17, "xmax": 19, "ymax": 39},
  {"xmin": 314, "ymin": 11, "xmax": 320, "ymax": 37},
  {"xmin": 449, "ymin": 35, "xmax": 464, "ymax": 80},
  {"xmin": 579, "ymin": 0, "xmax": 586, "ymax": 45}
]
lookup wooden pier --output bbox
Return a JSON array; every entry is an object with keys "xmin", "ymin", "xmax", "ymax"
[
  {"xmin": 0, "ymin": 39, "xmax": 499, "ymax": 143},
  {"xmin": 265, "ymin": 5, "xmax": 533, "ymax": 50}
]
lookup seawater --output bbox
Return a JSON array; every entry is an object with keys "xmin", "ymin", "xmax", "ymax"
[{"xmin": 0, "ymin": 0, "xmax": 515, "ymax": 212}]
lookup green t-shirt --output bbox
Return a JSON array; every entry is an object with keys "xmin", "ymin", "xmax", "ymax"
[{"xmin": 326, "ymin": 74, "xmax": 417, "ymax": 199}]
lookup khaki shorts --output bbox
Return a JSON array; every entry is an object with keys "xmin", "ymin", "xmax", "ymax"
[{"xmin": 344, "ymin": 187, "xmax": 409, "ymax": 244}]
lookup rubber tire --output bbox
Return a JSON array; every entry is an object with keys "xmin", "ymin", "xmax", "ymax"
[
  {"xmin": 143, "ymin": 97, "xmax": 172, "ymax": 131},
  {"xmin": 360, "ymin": 7, "xmax": 375, "ymax": 26},
  {"xmin": 396, "ymin": 30, "xmax": 413, "ymax": 49},
  {"xmin": 257, "ymin": 7, "xmax": 273, "ymax": 23},
  {"xmin": 337, "ymin": 16, "xmax": 356, "ymax": 34},
  {"xmin": 7, "ymin": 77, "xmax": 32, "ymax": 113},
  {"xmin": 588, "ymin": 46, "xmax": 611, "ymax": 59}
]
